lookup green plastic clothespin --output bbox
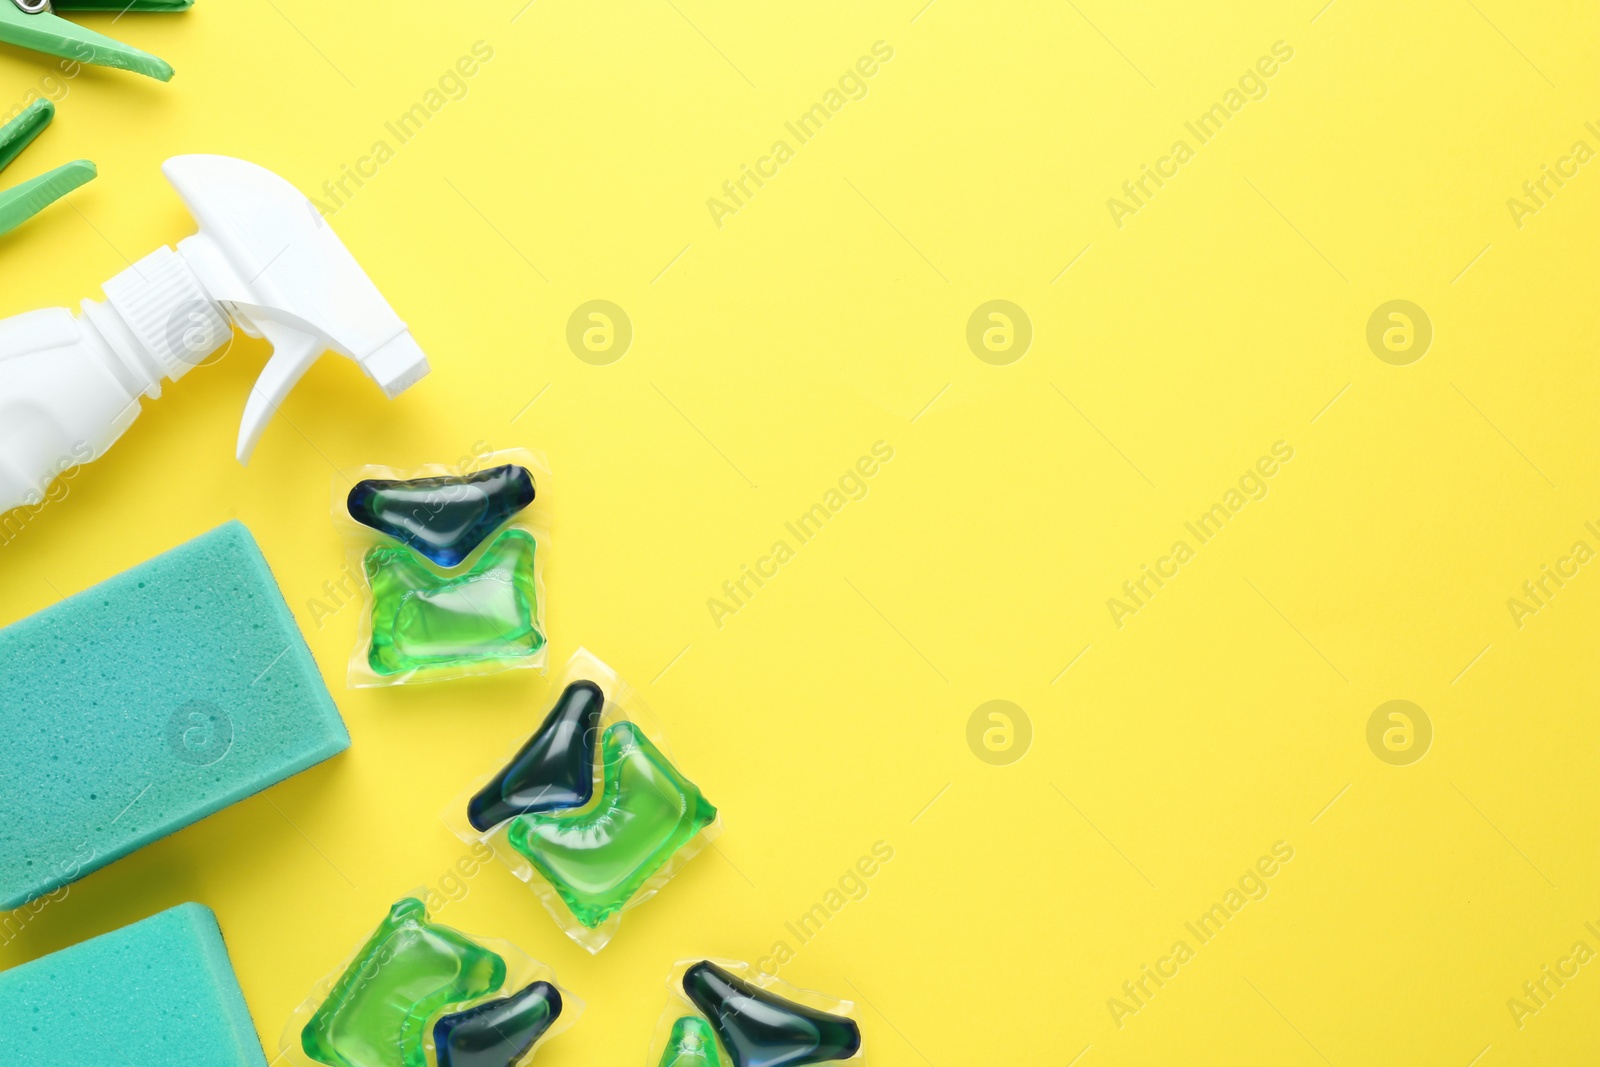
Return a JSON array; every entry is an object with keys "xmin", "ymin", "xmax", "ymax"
[
  {"xmin": 0, "ymin": 99, "xmax": 95, "ymax": 238},
  {"xmin": 0, "ymin": 0, "xmax": 190, "ymax": 82}
]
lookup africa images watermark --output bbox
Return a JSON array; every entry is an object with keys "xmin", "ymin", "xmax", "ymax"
[
  {"xmin": 1106, "ymin": 40, "xmax": 1295, "ymax": 229},
  {"xmin": 4, "ymin": 48, "xmax": 86, "ymax": 123},
  {"xmin": 1107, "ymin": 840, "xmax": 1296, "ymax": 1029},
  {"xmin": 706, "ymin": 441, "xmax": 895, "ymax": 630},
  {"xmin": 1505, "ymin": 120, "xmax": 1600, "ymax": 230},
  {"xmin": 1505, "ymin": 916, "xmax": 1600, "ymax": 1031},
  {"xmin": 1504, "ymin": 520, "xmax": 1600, "ymax": 630},
  {"xmin": 706, "ymin": 41, "xmax": 896, "ymax": 229},
  {"xmin": 757, "ymin": 840, "xmax": 895, "ymax": 977},
  {"xmin": 0, "ymin": 440, "xmax": 93, "ymax": 548},
  {"xmin": 1106, "ymin": 441, "xmax": 1295, "ymax": 629},
  {"xmin": 312, "ymin": 41, "xmax": 496, "ymax": 217},
  {"xmin": 0, "ymin": 841, "xmax": 96, "ymax": 950},
  {"xmin": 421, "ymin": 840, "xmax": 497, "ymax": 918}
]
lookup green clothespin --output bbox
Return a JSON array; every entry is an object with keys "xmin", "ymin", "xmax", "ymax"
[
  {"xmin": 0, "ymin": 0, "xmax": 190, "ymax": 82},
  {"xmin": 0, "ymin": 99, "xmax": 94, "ymax": 238}
]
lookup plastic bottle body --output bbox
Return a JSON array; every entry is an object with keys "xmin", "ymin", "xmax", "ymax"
[
  {"xmin": 0, "ymin": 306, "xmax": 144, "ymax": 516},
  {"xmin": 0, "ymin": 244, "xmax": 231, "ymax": 517}
]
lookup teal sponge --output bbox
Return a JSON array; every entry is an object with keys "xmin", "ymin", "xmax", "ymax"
[
  {"xmin": 0, "ymin": 903, "xmax": 268, "ymax": 1065},
  {"xmin": 0, "ymin": 521, "xmax": 350, "ymax": 909}
]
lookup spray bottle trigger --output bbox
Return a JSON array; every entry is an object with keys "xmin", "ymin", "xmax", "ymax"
[{"xmin": 236, "ymin": 320, "xmax": 325, "ymax": 464}]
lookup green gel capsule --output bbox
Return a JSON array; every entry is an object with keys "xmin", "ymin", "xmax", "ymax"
[
  {"xmin": 302, "ymin": 897, "xmax": 507, "ymax": 1067},
  {"xmin": 365, "ymin": 529, "xmax": 543, "ymax": 676},
  {"xmin": 660, "ymin": 1016, "xmax": 726, "ymax": 1067},
  {"xmin": 508, "ymin": 722, "xmax": 717, "ymax": 928}
]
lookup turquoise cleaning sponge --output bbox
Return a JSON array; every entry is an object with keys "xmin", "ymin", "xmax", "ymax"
[
  {"xmin": 0, "ymin": 902, "xmax": 268, "ymax": 1065},
  {"xmin": 0, "ymin": 521, "xmax": 350, "ymax": 909}
]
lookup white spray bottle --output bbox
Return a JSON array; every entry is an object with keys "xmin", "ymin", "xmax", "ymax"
[{"xmin": 0, "ymin": 155, "xmax": 429, "ymax": 515}]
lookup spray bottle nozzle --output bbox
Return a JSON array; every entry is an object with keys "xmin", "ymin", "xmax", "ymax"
[{"xmin": 158, "ymin": 155, "xmax": 430, "ymax": 462}]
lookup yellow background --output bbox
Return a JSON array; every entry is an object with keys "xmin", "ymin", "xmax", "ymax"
[{"xmin": 2, "ymin": 0, "xmax": 1599, "ymax": 1063}]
